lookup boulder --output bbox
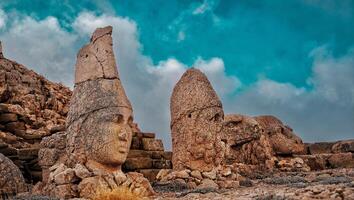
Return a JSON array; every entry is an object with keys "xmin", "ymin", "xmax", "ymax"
[
  {"xmin": 222, "ymin": 114, "xmax": 274, "ymax": 167},
  {"xmin": 255, "ymin": 115, "xmax": 305, "ymax": 155},
  {"xmin": 0, "ymin": 153, "xmax": 27, "ymax": 194}
]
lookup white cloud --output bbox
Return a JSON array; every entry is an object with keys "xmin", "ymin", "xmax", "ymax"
[
  {"xmin": 0, "ymin": 9, "xmax": 7, "ymax": 29},
  {"xmin": 0, "ymin": 10, "xmax": 352, "ymax": 149},
  {"xmin": 226, "ymin": 47, "xmax": 354, "ymax": 142},
  {"xmin": 0, "ymin": 15, "xmax": 77, "ymax": 85}
]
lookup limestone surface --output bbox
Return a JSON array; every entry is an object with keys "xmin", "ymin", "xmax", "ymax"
[
  {"xmin": 222, "ymin": 114, "xmax": 275, "ymax": 168},
  {"xmin": 255, "ymin": 115, "xmax": 305, "ymax": 155},
  {"xmin": 170, "ymin": 68, "xmax": 224, "ymax": 172},
  {"xmin": 0, "ymin": 153, "xmax": 27, "ymax": 194}
]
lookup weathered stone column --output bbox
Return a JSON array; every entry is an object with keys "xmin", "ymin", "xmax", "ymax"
[{"xmin": 170, "ymin": 68, "xmax": 224, "ymax": 172}]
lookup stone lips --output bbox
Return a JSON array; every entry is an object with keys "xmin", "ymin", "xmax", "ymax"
[
  {"xmin": 170, "ymin": 68, "xmax": 224, "ymax": 172},
  {"xmin": 170, "ymin": 68, "xmax": 222, "ymax": 126}
]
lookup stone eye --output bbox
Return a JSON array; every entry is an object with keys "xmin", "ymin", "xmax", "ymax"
[{"xmin": 113, "ymin": 115, "xmax": 123, "ymax": 124}]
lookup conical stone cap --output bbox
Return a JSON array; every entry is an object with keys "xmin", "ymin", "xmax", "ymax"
[
  {"xmin": 67, "ymin": 26, "xmax": 132, "ymax": 126},
  {"xmin": 170, "ymin": 68, "xmax": 222, "ymax": 126}
]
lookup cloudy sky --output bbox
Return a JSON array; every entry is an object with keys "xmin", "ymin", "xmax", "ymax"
[{"xmin": 0, "ymin": 0, "xmax": 353, "ymax": 149}]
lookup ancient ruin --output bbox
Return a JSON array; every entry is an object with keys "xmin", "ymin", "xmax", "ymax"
[
  {"xmin": 32, "ymin": 26, "xmax": 155, "ymax": 198},
  {"xmin": 222, "ymin": 114, "xmax": 275, "ymax": 169},
  {"xmin": 0, "ymin": 25, "xmax": 353, "ymax": 199}
]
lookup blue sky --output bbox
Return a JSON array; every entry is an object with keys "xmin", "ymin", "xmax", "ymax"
[{"xmin": 0, "ymin": 0, "xmax": 353, "ymax": 149}]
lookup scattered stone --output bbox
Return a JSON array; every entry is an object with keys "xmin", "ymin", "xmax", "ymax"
[
  {"xmin": 197, "ymin": 179, "xmax": 219, "ymax": 190},
  {"xmin": 239, "ymin": 178, "xmax": 253, "ymax": 187}
]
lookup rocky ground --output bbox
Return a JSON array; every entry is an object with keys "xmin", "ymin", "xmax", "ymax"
[{"xmin": 153, "ymin": 168, "xmax": 354, "ymax": 200}]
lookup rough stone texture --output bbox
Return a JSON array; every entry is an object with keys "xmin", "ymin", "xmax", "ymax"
[
  {"xmin": 332, "ymin": 140, "xmax": 354, "ymax": 153},
  {"xmin": 122, "ymin": 131, "xmax": 172, "ymax": 182},
  {"xmin": 33, "ymin": 26, "xmax": 155, "ymax": 199},
  {"xmin": 154, "ymin": 168, "xmax": 354, "ymax": 200},
  {"xmin": 0, "ymin": 153, "xmax": 27, "ymax": 194},
  {"xmin": 222, "ymin": 114, "xmax": 275, "ymax": 168},
  {"xmin": 66, "ymin": 26, "xmax": 133, "ymax": 173},
  {"xmin": 170, "ymin": 68, "xmax": 224, "ymax": 172},
  {"xmin": 74, "ymin": 26, "xmax": 119, "ymax": 84},
  {"xmin": 0, "ymin": 41, "xmax": 71, "ymax": 183},
  {"xmin": 307, "ymin": 142, "xmax": 334, "ymax": 154},
  {"xmin": 254, "ymin": 115, "xmax": 305, "ymax": 155}
]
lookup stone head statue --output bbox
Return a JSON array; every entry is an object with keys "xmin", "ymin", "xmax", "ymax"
[
  {"xmin": 170, "ymin": 68, "xmax": 224, "ymax": 172},
  {"xmin": 255, "ymin": 115, "xmax": 305, "ymax": 155},
  {"xmin": 66, "ymin": 26, "xmax": 133, "ymax": 173},
  {"xmin": 222, "ymin": 114, "xmax": 274, "ymax": 166}
]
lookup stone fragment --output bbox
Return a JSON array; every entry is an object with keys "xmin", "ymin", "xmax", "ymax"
[
  {"xmin": 191, "ymin": 170, "xmax": 203, "ymax": 180},
  {"xmin": 142, "ymin": 138, "xmax": 164, "ymax": 151},
  {"xmin": 0, "ymin": 113, "xmax": 18, "ymax": 122},
  {"xmin": 0, "ymin": 153, "xmax": 27, "ymax": 194},
  {"xmin": 123, "ymin": 157, "xmax": 153, "ymax": 170},
  {"xmin": 307, "ymin": 142, "xmax": 334, "ymax": 154},
  {"xmin": 332, "ymin": 140, "xmax": 354, "ymax": 153},
  {"xmin": 197, "ymin": 179, "xmax": 219, "ymax": 190},
  {"xmin": 255, "ymin": 115, "xmax": 305, "ymax": 155},
  {"xmin": 74, "ymin": 164, "xmax": 91, "ymax": 179},
  {"xmin": 138, "ymin": 169, "xmax": 161, "ymax": 182},
  {"xmin": 222, "ymin": 114, "xmax": 275, "ymax": 167},
  {"xmin": 54, "ymin": 168, "xmax": 77, "ymax": 185},
  {"xmin": 142, "ymin": 132, "xmax": 155, "ymax": 138},
  {"xmin": 202, "ymin": 169, "xmax": 217, "ymax": 180},
  {"xmin": 174, "ymin": 169, "xmax": 190, "ymax": 179},
  {"xmin": 156, "ymin": 169, "xmax": 172, "ymax": 181},
  {"xmin": 170, "ymin": 68, "xmax": 224, "ymax": 172},
  {"xmin": 328, "ymin": 153, "xmax": 354, "ymax": 168}
]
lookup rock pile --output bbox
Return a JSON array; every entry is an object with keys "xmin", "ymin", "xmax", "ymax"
[
  {"xmin": 0, "ymin": 42, "xmax": 71, "ymax": 183},
  {"xmin": 123, "ymin": 127, "xmax": 172, "ymax": 182},
  {"xmin": 298, "ymin": 139, "xmax": 354, "ymax": 170},
  {"xmin": 33, "ymin": 26, "xmax": 155, "ymax": 199}
]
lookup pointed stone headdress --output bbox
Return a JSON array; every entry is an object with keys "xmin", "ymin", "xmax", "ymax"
[{"xmin": 67, "ymin": 26, "xmax": 132, "ymax": 126}]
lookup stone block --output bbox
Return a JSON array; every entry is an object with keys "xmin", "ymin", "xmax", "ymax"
[
  {"xmin": 328, "ymin": 153, "xmax": 354, "ymax": 168},
  {"xmin": 130, "ymin": 136, "xmax": 142, "ymax": 150},
  {"xmin": 152, "ymin": 159, "xmax": 172, "ymax": 169},
  {"xmin": 18, "ymin": 148, "xmax": 39, "ymax": 160},
  {"xmin": 127, "ymin": 150, "xmax": 151, "ymax": 158},
  {"xmin": 141, "ymin": 132, "xmax": 155, "ymax": 138},
  {"xmin": 332, "ymin": 140, "xmax": 354, "ymax": 153},
  {"xmin": 298, "ymin": 155, "xmax": 328, "ymax": 170},
  {"xmin": 0, "ymin": 113, "xmax": 17, "ymax": 123},
  {"xmin": 0, "ymin": 146, "xmax": 18, "ymax": 156},
  {"xmin": 5, "ymin": 121, "xmax": 25, "ymax": 132},
  {"xmin": 138, "ymin": 169, "xmax": 161, "ymax": 182},
  {"xmin": 142, "ymin": 138, "xmax": 164, "ymax": 151},
  {"xmin": 123, "ymin": 157, "xmax": 153, "ymax": 170},
  {"xmin": 307, "ymin": 142, "xmax": 334, "ymax": 154}
]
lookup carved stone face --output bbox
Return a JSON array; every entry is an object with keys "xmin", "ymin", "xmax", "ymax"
[
  {"xmin": 254, "ymin": 115, "xmax": 305, "ymax": 155},
  {"xmin": 82, "ymin": 108, "xmax": 133, "ymax": 172}
]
